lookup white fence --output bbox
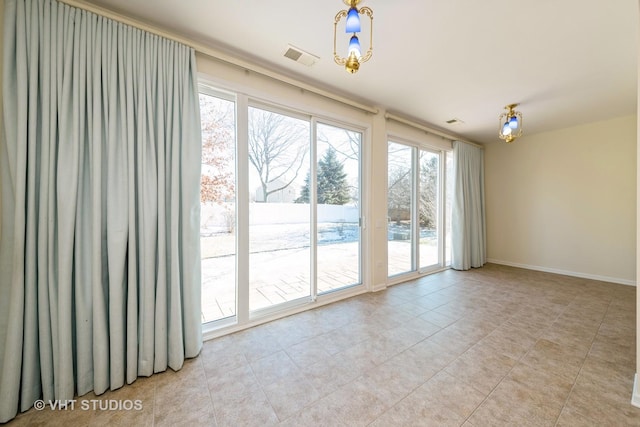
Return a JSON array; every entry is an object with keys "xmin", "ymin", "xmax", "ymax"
[{"xmin": 201, "ymin": 202, "xmax": 359, "ymax": 233}]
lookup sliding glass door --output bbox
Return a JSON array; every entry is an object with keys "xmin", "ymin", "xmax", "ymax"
[
  {"xmin": 387, "ymin": 140, "xmax": 446, "ymax": 278},
  {"xmin": 199, "ymin": 86, "xmax": 364, "ymax": 325}
]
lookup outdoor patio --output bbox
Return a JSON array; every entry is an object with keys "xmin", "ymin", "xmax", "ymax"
[{"xmin": 201, "ymin": 237, "xmax": 438, "ymax": 323}]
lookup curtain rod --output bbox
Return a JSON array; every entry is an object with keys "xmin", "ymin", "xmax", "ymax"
[
  {"xmin": 59, "ymin": 0, "xmax": 379, "ymax": 115},
  {"xmin": 385, "ymin": 113, "xmax": 484, "ymax": 149}
]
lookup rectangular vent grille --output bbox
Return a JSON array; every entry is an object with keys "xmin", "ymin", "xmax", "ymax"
[
  {"xmin": 283, "ymin": 45, "xmax": 319, "ymax": 67},
  {"xmin": 284, "ymin": 48, "xmax": 303, "ymax": 61}
]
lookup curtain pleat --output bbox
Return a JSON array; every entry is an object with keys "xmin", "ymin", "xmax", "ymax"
[
  {"xmin": 451, "ymin": 141, "xmax": 487, "ymax": 270},
  {"xmin": 0, "ymin": 0, "xmax": 203, "ymax": 422}
]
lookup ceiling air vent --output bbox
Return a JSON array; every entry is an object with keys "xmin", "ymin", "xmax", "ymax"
[
  {"xmin": 283, "ymin": 45, "xmax": 319, "ymax": 67},
  {"xmin": 445, "ymin": 118, "xmax": 465, "ymax": 125}
]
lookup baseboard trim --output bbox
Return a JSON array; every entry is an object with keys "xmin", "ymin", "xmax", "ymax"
[
  {"xmin": 486, "ymin": 258, "xmax": 636, "ymax": 287},
  {"xmin": 632, "ymin": 374, "xmax": 640, "ymax": 408}
]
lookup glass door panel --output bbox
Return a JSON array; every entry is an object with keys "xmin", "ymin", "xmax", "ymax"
[
  {"xmin": 248, "ymin": 106, "xmax": 311, "ymax": 311},
  {"xmin": 315, "ymin": 123, "xmax": 362, "ymax": 294},
  {"xmin": 387, "ymin": 142, "xmax": 414, "ymax": 276},
  {"xmin": 419, "ymin": 151, "xmax": 439, "ymax": 269},
  {"xmin": 199, "ymin": 91, "xmax": 237, "ymax": 323}
]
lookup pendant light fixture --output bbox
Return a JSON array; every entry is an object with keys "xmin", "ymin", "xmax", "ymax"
[
  {"xmin": 498, "ymin": 104, "xmax": 523, "ymax": 143},
  {"xmin": 333, "ymin": 0, "xmax": 373, "ymax": 74}
]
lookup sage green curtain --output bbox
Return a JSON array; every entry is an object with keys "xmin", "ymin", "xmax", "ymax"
[
  {"xmin": 0, "ymin": 0, "xmax": 203, "ymax": 422},
  {"xmin": 451, "ymin": 140, "xmax": 486, "ymax": 270}
]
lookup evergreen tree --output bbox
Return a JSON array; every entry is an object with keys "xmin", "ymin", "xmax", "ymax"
[
  {"xmin": 319, "ymin": 148, "xmax": 350, "ymax": 205},
  {"xmin": 296, "ymin": 148, "xmax": 350, "ymax": 205},
  {"xmin": 295, "ymin": 171, "xmax": 311, "ymax": 203}
]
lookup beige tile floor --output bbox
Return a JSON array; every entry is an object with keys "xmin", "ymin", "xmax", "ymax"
[{"xmin": 8, "ymin": 263, "xmax": 640, "ymax": 426}]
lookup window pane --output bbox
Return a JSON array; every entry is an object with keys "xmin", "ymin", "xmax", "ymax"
[
  {"xmin": 248, "ymin": 107, "xmax": 311, "ymax": 311},
  {"xmin": 200, "ymin": 92, "xmax": 236, "ymax": 323},
  {"xmin": 316, "ymin": 123, "xmax": 361, "ymax": 293},
  {"xmin": 387, "ymin": 142, "xmax": 414, "ymax": 276},
  {"xmin": 419, "ymin": 150, "xmax": 439, "ymax": 269}
]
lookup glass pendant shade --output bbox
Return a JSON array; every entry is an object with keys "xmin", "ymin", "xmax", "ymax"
[
  {"xmin": 345, "ymin": 8, "xmax": 361, "ymax": 33},
  {"xmin": 502, "ymin": 122, "xmax": 512, "ymax": 136},
  {"xmin": 348, "ymin": 35, "xmax": 361, "ymax": 58},
  {"xmin": 508, "ymin": 115, "xmax": 519, "ymax": 129}
]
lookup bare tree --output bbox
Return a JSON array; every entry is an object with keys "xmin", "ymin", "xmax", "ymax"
[
  {"xmin": 419, "ymin": 153, "xmax": 438, "ymax": 229},
  {"xmin": 387, "ymin": 144, "xmax": 412, "ymax": 224},
  {"xmin": 317, "ymin": 128, "xmax": 359, "ymax": 161},
  {"xmin": 387, "ymin": 165, "xmax": 411, "ymax": 224},
  {"xmin": 248, "ymin": 108, "xmax": 309, "ymax": 202},
  {"xmin": 386, "ymin": 146, "xmax": 439, "ymax": 229}
]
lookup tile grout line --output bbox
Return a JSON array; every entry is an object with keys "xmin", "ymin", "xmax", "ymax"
[
  {"xmin": 461, "ymin": 288, "xmax": 572, "ymax": 426},
  {"xmin": 199, "ymin": 355, "xmax": 220, "ymax": 427},
  {"xmin": 553, "ymin": 296, "xmax": 612, "ymax": 427}
]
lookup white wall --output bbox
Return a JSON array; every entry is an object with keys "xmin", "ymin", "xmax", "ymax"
[
  {"xmin": 485, "ymin": 115, "xmax": 637, "ymax": 285},
  {"xmin": 631, "ymin": 0, "xmax": 640, "ymax": 406},
  {"xmin": 0, "ymin": 0, "xmax": 4, "ymax": 241},
  {"xmin": 0, "ymin": 0, "xmax": 10, "ymax": 371}
]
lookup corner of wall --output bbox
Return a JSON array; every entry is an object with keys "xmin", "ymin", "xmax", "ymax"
[
  {"xmin": 371, "ymin": 282, "xmax": 387, "ymax": 292},
  {"xmin": 636, "ymin": 0, "xmax": 640, "ymax": 398}
]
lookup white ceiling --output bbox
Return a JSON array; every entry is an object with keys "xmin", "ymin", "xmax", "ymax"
[{"xmin": 83, "ymin": 0, "xmax": 638, "ymax": 144}]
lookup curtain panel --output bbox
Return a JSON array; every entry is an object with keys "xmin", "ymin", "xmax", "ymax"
[
  {"xmin": 0, "ymin": 0, "xmax": 203, "ymax": 422},
  {"xmin": 451, "ymin": 141, "xmax": 486, "ymax": 270}
]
